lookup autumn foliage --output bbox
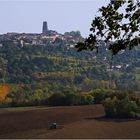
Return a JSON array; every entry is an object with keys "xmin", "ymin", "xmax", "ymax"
[{"xmin": 0, "ymin": 84, "xmax": 10, "ymax": 101}]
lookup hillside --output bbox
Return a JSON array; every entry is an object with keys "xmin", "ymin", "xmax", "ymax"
[
  {"xmin": 0, "ymin": 37, "xmax": 140, "ymax": 87},
  {"xmin": 0, "ymin": 34, "xmax": 140, "ymax": 106}
]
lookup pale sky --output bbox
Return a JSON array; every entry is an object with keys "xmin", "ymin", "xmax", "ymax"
[{"xmin": 0, "ymin": 0, "xmax": 109, "ymax": 37}]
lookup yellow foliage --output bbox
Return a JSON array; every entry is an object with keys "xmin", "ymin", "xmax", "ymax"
[{"xmin": 0, "ymin": 84, "xmax": 10, "ymax": 100}]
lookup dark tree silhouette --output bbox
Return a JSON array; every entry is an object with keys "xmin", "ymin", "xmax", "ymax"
[{"xmin": 75, "ymin": 0, "xmax": 140, "ymax": 55}]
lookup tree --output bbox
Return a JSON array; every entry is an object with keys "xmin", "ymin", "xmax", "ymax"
[
  {"xmin": 103, "ymin": 91, "xmax": 140, "ymax": 118},
  {"xmin": 48, "ymin": 93, "xmax": 66, "ymax": 106},
  {"xmin": 90, "ymin": 88, "xmax": 107, "ymax": 104},
  {"xmin": 75, "ymin": 0, "xmax": 140, "ymax": 55}
]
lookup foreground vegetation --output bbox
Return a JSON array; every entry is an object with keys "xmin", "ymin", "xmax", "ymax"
[{"xmin": 0, "ymin": 85, "xmax": 140, "ymax": 119}]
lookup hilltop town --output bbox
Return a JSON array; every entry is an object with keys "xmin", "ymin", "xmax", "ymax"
[{"xmin": 0, "ymin": 21, "xmax": 84, "ymax": 48}]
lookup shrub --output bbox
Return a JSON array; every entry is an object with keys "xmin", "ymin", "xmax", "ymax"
[
  {"xmin": 48, "ymin": 93, "xmax": 94, "ymax": 106},
  {"xmin": 85, "ymin": 94, "xmax": 94, "ymax": 104},
  {"xmin": 117, "ymin": 96, "xmax": 139, "ymax": 118},
  {"xmin": 65, "ymin": 93, "xmax": 78, "ymax": 106},
  {"xmin": 72, "ymin": 94, "xmax": 94, "ymax": 105},
  {"xmin": 130, "ymin": 96, "xmax": 140, "ymax": 108},
  {"xmin": 78, "ymin": 94, "xmax": 88, "ymax": 105},
  {"xmin": 103, "ymin": 96, "xmax": 118, "ymax": 118},
  {"xmin": 103, "ymin": 91, "xmax": 140, "ymax": 119},
  {"xmin": 48, "ymin": 93, "xmax": 66, "ymax": 106},
  {"xmin": 90, "ymin": 88, "xmax": 107, "ymax": 104}
]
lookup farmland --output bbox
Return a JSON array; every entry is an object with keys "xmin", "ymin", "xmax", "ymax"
[{"xmin": 0, "ymin": 105, "xmax": 140, "ymax": 139}]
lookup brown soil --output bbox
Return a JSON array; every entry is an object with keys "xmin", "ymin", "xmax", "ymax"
[{"xmin": 0, "ymin": 104, "xmax": 140, "ymax": 139}]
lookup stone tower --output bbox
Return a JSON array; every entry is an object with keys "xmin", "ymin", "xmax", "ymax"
[{"xmin": 42, "ymin": 21, "xmax": 48, "ymax": 34}]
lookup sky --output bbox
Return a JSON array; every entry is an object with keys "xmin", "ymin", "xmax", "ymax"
[{"xmin": 0, "ymin": 0, "xmax": 109, "ymax": 37}]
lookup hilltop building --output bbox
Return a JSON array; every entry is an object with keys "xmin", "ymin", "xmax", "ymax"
[
  {"xmin": 42, "ymin": 21, "xmax": 48, "ymax": 34},
  {"xmin": 0, "ymin": 21, "xmax": 83, "ymax": 46}
]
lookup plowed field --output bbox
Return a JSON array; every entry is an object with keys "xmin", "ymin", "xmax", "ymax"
[{"xmin": 0, "ymin": 105, "xmax": 140, "ymax": 139}]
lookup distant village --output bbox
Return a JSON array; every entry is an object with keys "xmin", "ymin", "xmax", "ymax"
[
  {"xmin": 0, "ymin": 21, "xmax": 130, "ymax": 72},
  {"xmin": 0, "ymin": 21, "xmax": 83, "ymax": 48}
]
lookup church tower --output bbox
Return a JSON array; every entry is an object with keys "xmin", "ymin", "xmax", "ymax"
[{"xmin": 42, "ymin": 21, "xmax": 48, "ymax": 34}]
